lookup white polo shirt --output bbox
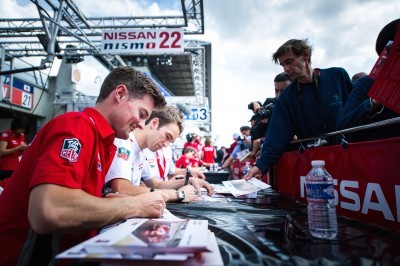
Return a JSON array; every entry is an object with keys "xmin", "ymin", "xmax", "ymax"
[
  {"xmin": 105, "ymin": 133, "xmax": 152, "ymax": 187},
  {"xmin": 144, "ymin": 146, "xmax": 176, "ymax": 181}
]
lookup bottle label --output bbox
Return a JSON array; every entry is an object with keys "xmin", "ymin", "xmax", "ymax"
[{"xmin": 306, "ymin": 183, "xmax": 334, "ymax": 200}]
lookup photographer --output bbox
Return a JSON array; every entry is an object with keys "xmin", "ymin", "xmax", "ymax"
[
  {"xmin": 249, "ymin": 99, "xmax": 275, "ymax": 139},
  {"xmin": 248, "ymin": 72, "xmax": 292, "ymax": 157}
]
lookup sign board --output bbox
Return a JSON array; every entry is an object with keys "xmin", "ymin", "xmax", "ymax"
[
  {"xmin": 184, "ymin": 107, "xmax": 209, "ymax": 122},
  {"xmin": 1, "ymin": 75, "xmax": 34, "ymax": 109},
  {"xmin": 274, "ymin": 137, "xmax": 400, "ymax": 232},
  {"xmin": 101, "ymin": 28, "xmax": 184, "ymax": 54}
]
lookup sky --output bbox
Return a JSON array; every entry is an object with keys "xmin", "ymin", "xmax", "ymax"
[{"xmin": 2, "ymin": 0, "xmax": 400, "ymax": 147}]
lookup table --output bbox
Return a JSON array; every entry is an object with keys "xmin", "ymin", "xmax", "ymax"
[{"xmin": 167, "ymin": 188, "xmax": 400, "ymax": 266}]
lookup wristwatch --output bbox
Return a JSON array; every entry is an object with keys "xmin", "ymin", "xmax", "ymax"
[{"xmin": 177, "ymin": 190, "xmax": 186, "ymax": 202}]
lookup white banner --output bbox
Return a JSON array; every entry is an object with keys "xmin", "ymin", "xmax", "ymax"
[{"xmin": 101, "ymin": 28, "xmax": 184, "ymax": 54}]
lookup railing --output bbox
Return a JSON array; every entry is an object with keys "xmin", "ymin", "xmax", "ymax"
[{"xmin": 290, "ymin": 117, "xmax": 400, "ymax": 148}]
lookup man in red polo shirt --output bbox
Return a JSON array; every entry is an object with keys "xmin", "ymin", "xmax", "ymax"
[
  {"xmin": 0, "ymin": 116, "xmax": 29, "ymax": 180},
  {"xmin": 0, "ymin": 67, "xmax": 167, "ymax": 265}
]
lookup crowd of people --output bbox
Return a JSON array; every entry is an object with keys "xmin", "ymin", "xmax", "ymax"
[{"xmin": 0, "ymin": 17, "xmax": 398, "ymax": 265}]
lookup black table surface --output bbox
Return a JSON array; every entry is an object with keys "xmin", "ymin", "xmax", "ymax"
[
  {"xmin": 166, "ymin": 188, "xmax": 400, "ymax": 266},
  {"xmin": 203, "ymin": 171, "xmax": 230, "ymax": 184}
]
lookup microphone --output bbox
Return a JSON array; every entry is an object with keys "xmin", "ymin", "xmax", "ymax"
[{"xmin": 176, "ymin": 103, "xmax": 192, "ymax": 116}]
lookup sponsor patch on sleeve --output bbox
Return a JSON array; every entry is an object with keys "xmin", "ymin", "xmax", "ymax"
[
  {"xmin": 60, "ymin": 138, "xmax": 82, "ymax": 163},
  {"xmin": 117, "ymin": 147, "xmax": 130, "ymax": 160}
]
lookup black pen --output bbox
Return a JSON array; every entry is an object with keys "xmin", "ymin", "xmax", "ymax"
[
  {"xmin": 102, "ymin": 191, "xmax": 119, "ymax": 197},
  {"xmin": 184, "ymin": 168, "xmax": 190, "ymax": 186}
]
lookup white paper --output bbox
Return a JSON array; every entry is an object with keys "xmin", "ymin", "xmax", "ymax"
[{"xmin": 222, "ymin": 178, "xmax": 270, "ymax": 197}]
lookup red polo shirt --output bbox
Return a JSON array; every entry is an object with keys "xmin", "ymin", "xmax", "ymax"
[
  {"xmin": 0, "ymin": 129, "xmax": 26, "ymax": 171},
  {"xmin": 202, "ymin": 145, "xmax": 215, "ymax": 164},
  {"xmin": 0, "ymin": 108, "xmax": 116, "ymax": 265},
  {"xmin": 175, "ymin": 154, "xmax": 193, "ymax": 168}
]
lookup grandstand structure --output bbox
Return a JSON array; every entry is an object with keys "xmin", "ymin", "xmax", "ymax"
[{"xmin": 0, "ymin": 0, "xmax": 211, "ymax": 138}]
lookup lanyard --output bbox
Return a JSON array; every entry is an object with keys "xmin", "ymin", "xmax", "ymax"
[
  {"xmin": 156, "ymin": 150, "xmax": 166, "ymax": 180},
  {"xmin": 296, "ymin": 69, "xmax": 328, "ymax": 131}
]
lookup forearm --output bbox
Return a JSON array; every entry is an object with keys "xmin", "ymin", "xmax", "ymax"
[
  {"xmin": 337, "ymin": 76, "xmax": 376, "ymax": 129},
  {"xmin": 337, "ymin": 99, "xmax": 371, "ymax": 129},
  {"xmin": 0, "ymin": 145, "xmax": 22, "ymax": 156},
  {"xmin": 28, "ymin": 184, "xmax": 144, "ymax": 234},
  {"xmin": 154, "ymin": 178, "xmax": 185, "ymax": 189},
  {"xmin": 255, "ymin": 106, "xmax": 293, "ymax": 174},
  {"xmin": 160, "ymin": 189, "xmax": 179, "ymax": 202}
]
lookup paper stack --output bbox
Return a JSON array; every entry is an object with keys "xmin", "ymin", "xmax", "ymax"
[
  {"xmin": 56, "ymin": 210, "xmax": 223, "ymax": 265},
  {"xmin": 222, "ymin": 178, "xmax": 271, "ymax": 198}
]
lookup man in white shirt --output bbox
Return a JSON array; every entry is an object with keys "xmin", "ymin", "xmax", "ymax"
[{"xmin": 105, "ymin": 106, "xmax": 213, "ymax": 202}]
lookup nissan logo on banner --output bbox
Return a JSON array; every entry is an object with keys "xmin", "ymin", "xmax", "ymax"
[{"xmin": 101, "ymin": 28, "xmax": 184, "ymax": 54}]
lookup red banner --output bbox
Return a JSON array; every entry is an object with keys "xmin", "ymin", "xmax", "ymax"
[
  {"xmin": 274, "ymin": 137, "xmax": 400, "ymax": 232},
  {"xmin": 368, "ymin": 20, "xmax": 400, "ymax": 114}
]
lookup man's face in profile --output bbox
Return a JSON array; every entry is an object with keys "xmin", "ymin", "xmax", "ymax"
[
  {"xmin": 278, "ymin": 50, "xmax": 309, "ymax": 80},
  {"xmin": 274, "ymin": 80, "xmax": 291, "ymax": 98}
]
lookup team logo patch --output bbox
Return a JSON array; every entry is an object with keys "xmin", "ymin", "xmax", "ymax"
[
  {"xmin": 60, "ymin": 138, "xmax": 82, "ymax": 162},
  {"xmin": 117, "ymin": 147, "xmax": 130, "ymax": 160}
]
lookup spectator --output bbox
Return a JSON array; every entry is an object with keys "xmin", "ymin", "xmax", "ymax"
[
  {"xmin": 273, "ymin": 72, "xmax": 292, "ymax": 99},
  {"xmin": 0, "ymin": 116, "xmax": 29, "ymax": 180},
  {"xmin": 227, "ymin": 132, "xmax": 240, "ymax": 158},
  {"xmin": 245, "ymin": 39, "xmax": 352, "ymax": 180},
  {"xmin": 183, "ymin": 132, "xmax": 199, "ymax": 157},
  {"xmin": 175, "ymin": 146, "xmax": 197, "ymax": 168},
  {"xmin": 193, "ymin": 133, "xmax": 204, "ymax": 159},
  {"xmin": 215, "ymin": 145, "xmax": 228, "ymax": 166},
  {"xmin": 104, "ymin": 106, "xmax": 212, "ymax": 203},
  {"xmin": 201, "ymin": 136, "xmax": 217, "ymax": 164},
  {"xmin": 0, "ymin": 66, "xmax": 167, "ymax": 265},
  {"xmin": 189, "ymin": 150, "xmax": 212, "ymax": 169},
  {"xmin": 222, "ymin": 126, "xmax": 252, "ymax": 169},
  {"xmin": 351, "ymin": 72, "xmax": 367, "ymax": 83},
  {"xmin": 337, "ymin": 18, "xmax": 400, "ymax": 141}
]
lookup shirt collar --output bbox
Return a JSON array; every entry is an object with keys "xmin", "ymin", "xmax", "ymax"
[{"xmin": 83, "ymin": 107, "xmax": 114, "ymax": 140}]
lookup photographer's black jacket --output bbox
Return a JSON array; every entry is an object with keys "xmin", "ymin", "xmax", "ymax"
[{"xmin": 250, "ymin": 98, "xmax": 276, "ymax": 141}]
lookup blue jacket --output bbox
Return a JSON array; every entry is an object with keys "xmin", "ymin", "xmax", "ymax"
[
  {"xmin": 255, "ymin": 67, "xmax": 352, "ymax": 174},
  {"xmin": 337, "ymin": 75, "xmax": 400, "ymax": 141}
]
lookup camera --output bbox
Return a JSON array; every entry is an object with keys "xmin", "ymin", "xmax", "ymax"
[
  {"xmin": 186, "ymin": 133, "xmax": 195, "ymax": 142},
  {"xmin": 258, "ymin": 103, "xmax": 275, "ymax": 120},
  {"xmin": 248, "ymin": 101, "xmax": 262, "ymax": 111},
  {"xmin": 237, "ymin": 136, "xmax": 245, "ymax": 141},
  {"xmin": 248, "ymin": 102, "xmax": 254, "ymax": 110}
]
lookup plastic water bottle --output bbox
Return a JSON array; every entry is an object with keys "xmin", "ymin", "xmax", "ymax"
[
  {"xmin": 243, "ymin": 162, "xmax": 251, "ymax": 177},
  {"xmin": 305, "ymin": 160, "xmax": 337, "ymax": 239},
  {"xmin": 214, "ymin": 163, "xmax": 219, "ymax": 172}
]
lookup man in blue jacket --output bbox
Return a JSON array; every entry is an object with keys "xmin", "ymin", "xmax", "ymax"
[{"xmin": 245, "ymin": 39, "xmax": 352, "ymax": 180}]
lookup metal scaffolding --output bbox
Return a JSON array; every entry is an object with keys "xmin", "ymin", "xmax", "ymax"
[{"xmin": 0, "ymin": 0, "xmax": 204, "ymax": 69}]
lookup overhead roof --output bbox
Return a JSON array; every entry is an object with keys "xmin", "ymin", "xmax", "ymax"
[{"xmin": 0, "ymin": 0, "xmax": 210, "ymax": 104}]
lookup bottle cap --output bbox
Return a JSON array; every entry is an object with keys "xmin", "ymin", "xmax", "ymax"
[{"xmin": 311, "ymin": 160, "xmax": 325, "ymax": 167}]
